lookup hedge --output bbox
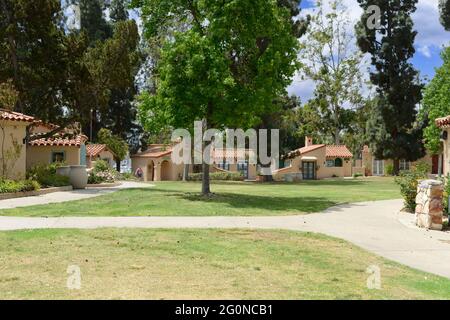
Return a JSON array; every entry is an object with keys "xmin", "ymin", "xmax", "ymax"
[{"xmin": 188, "ymin": 172, "xmax": 244, "ymax": 181}]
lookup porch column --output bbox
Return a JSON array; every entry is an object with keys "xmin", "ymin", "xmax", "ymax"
[{"xmin": 154, "ymin": 162, "xmax": 162, "ymax": 181}]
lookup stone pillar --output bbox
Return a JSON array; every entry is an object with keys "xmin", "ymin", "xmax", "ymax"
[{"xmin": 415, "ymin": 180, "xmax": 444, "ymax": 231}]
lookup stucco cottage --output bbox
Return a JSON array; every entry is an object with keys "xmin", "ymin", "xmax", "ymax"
[{"xmin": 273, "ymin": 137, "xmax": 353, "ymax": 181}]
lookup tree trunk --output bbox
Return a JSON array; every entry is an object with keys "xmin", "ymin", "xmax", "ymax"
[
  {"xmin": 201, "ymin": 117, "xmax": 211, "ymax": 195},
  {"xmin": 115, "ymin": 158, "xmax": 121, "ymax": 173},
  {"xmin": 202, "ymin": 162, "xmax": 210, "ymax": 195},
  {"xmin": 334, "ymin": 127, "xmax": 340, "ymax": 145},
  {"xmin": 393, "ymin": 159, "xmax": 400, "ymax": 176},
  {"xmin": 183, "ymin": 164, "xmax": 190, "ymax": 181}
]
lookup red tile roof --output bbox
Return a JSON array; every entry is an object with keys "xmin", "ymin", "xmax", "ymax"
[
  {"xmin": 284, "ymin": 144, "xmax": 325, "ymax": 159},
  {"xmin": 436, "ymin": 116, "xmax": 450, "ymax": 128},
  {"xmin": 29, "ymin": 134, "xmax": 87, "ymax": 147},
  {"xmin": 284, "ymin": 144, "xmax": 353, "ymax": 159},
  {"xmin": 326, "ymin": 145, "xmax": 353, "ymax": 158},
  {"xmin": 0, "ymin": 109, "xmax": 36, "ymax": 123},
  {"xmin": 86, "ymin": 144, "xmax": 106, "ymax": 157},
  {"xmin": 131, "ymin": 144, "xmax": 173, "ymax": 158}
]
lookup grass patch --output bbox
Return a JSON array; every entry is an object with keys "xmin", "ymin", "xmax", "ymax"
[
  {"xmin": 0, "ymin": 178, "xmax": 400, "ymax": 217},
  {"xmin": 0, "ymin": 228, "xmax": 448, "ymax": 300}
]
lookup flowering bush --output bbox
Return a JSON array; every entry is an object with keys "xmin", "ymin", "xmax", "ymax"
[{"xmin": 88, "ymin": 160, "xmax": 119, "ymax": 184}]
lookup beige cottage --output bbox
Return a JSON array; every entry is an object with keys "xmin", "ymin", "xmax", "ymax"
[
  {"xmin": 86, "ymin": 144, "xmax": 116, "ymax": 168},
  {"xmin": 273, "ymin": 137, "xmax": 353, "ymax": 181},
  {"xmin": 0, "ymin": 109, "xmax": 35, "ymax": 179},
  {"xmin": 131, "ymin": 144, "xmax": 257, "ymax": 181},
  {"xmin": 358, "ymin": 145, "xmax": 437, "ymax": 176},
  {"xmin": 131, "ymin": 144, "xmax": 184, "ymax": 181},
  {"xmin": 26, "ymin": 123, "xmax": 88, "ymax": 169}
]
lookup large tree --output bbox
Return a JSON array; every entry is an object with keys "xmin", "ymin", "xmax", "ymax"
[
  {"xmin": 299, "ymin": 0, "xmax": 364, "ymax": 145},
  {"xmin": 0, "ymin": 0, "xmax": 89, "ymax": 123},
  {"xmin": 440, "ymin": 0, "xmax": 450, "ymax": 30},
  {"xmin": 356, "ymin": 0, "xmax": 424, "ymax": 174},
  {"xmin": 419, "ymin": 46, "xmax": 450, "ymax": 154},
  {"xmin": 134, "ymin": 0, "xmax": 300, "ymax": 195}
]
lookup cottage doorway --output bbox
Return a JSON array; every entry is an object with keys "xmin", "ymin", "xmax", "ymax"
[
  {"xmin": 373, "ymin": 159, "xmax": 384, "ymax": 176},
  {"xmin": 302, "ymin": 161, "xmax": 316, "ymax": 180},
  {"xmin": 160, "ymin": 160, "xmax": 171, "ymax": 181}
]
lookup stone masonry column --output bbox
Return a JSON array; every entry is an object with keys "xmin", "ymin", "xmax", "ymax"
[{"xmin": 415, "ymin": 180, "xmax": 444, "ymax": 231}]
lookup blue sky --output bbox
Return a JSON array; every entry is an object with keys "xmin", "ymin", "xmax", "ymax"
[{"xmin": 288, "ymin": 0, "xmax": 450, "ymax": 100}]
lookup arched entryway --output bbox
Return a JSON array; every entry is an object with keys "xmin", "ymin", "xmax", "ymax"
[
  {"xmin": 147, "ymin": 161, "xmax": 155, "ymax": 181},
  {"xmin": 160, "ymin": 160, "xmax": 171, "ymax": 181}
]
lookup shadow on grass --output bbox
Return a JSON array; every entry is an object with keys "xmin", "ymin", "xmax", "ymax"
[
  {"xmin": 154, "ymin": 189, "xmax": 338, "ymax": 213},
  {"xmin": 174, "ymin": 179, "xmax": 384, "ymax": 187}
]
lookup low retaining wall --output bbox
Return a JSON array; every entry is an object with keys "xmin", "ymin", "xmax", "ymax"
[{"xmin": 0, "ymin": 186, "xmax": 73, "ymax": 201}]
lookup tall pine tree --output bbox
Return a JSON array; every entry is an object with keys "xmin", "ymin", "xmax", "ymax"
[
  {"xmin": 440, "ymin": 0, "xmax": 450, "ymax": 30},
  {"xmin": 356, "ymin": 0, "xmax": 424, "ymax": 174}
]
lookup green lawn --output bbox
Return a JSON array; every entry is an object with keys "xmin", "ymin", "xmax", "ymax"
[
  {"xmin": 0, "ymin": 178, "xmax": 401, "ymax": 217},
  {"xmin": 0, "ymin": 228, "xmax": 448, "ymax": 300}
]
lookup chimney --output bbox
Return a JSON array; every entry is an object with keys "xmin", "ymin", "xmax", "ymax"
[{"xmin": 305, "ymin": 136, "xmax": 313, "ymax": 147}]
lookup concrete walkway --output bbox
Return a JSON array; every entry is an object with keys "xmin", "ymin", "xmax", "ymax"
[
  {"xmin": 1, "ymin": 197, "xmax": 450, "ymax": 278},
  {"xmin": 0, "ymin": 181, "xmax": 153, "ymax": 209}
]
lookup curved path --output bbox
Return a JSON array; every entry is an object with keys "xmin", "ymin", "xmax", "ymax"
[
  {"xmin": 1, "ymin": 197, "xmax": 450, "ymax": 278},
  {"xmin": 0, "ymin": 181, "xmax": 154, "ymax": 209}
]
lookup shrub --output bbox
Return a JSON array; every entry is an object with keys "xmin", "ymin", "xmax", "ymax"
[
  {"xmin": 93, "ymin": 160, "xmax": 110, "ymax": 173},
  {"xmin": 38, "ymin": 174, "xmax": 70, "ymax": 187},
  {"xmin": 118, "ymin": 172, "xmax": 137, "ymax": 181},
  {"xmin": 385, "ymin": 164, "xmax": 394, "ymax": 176},
  {"xmin": 188, "ymin": 172, "xmax": 244, "ymax": 181},
  {"xmin": 88, "ymin": 160, "xmax": 118, "ymax": 184},
  {"xmin": 0, "ymin": 179, "xmax": 40, "ymax": 194},
  {"xmin": 353, "ymin": 173, "xmax": 363, "ymax": 179},
  {"xmin": 27, "ymin": 163, "xmax": 70, "ymax": 187},
  {"xmin": 395, "ymin": 164, "xmax": 429, "ymax": 212},
  {"xmin": 88, "ymin": 173, "xmax": 105, "ymax": 184}
]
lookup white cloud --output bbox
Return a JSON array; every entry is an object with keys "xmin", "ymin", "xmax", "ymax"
[
  {"xmin": 418, "ymin": 45, "xmax": 432, "ymax": 58},
  {"xmin": 413, "ymin": 0, "xmax": 450, "ymax": 54},
  {"xmin": 288, "ymin": 0, "xmax": 450, "ymax": 102},
  {"xmin": 287, "ymin": 77, "xmax": 316, "ymax": 101}
]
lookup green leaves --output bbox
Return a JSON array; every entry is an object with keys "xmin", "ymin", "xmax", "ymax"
[
  {"xmin": 97, "ymin": 128, "xmax": 129, "ymax": 161},
  {"xmin": 420, "ymin": 46, "xmax": 450, "ymax": 154},
  {"xmin": 135, "ymin": 0, "xmax": 300, "ymax": 133}
]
